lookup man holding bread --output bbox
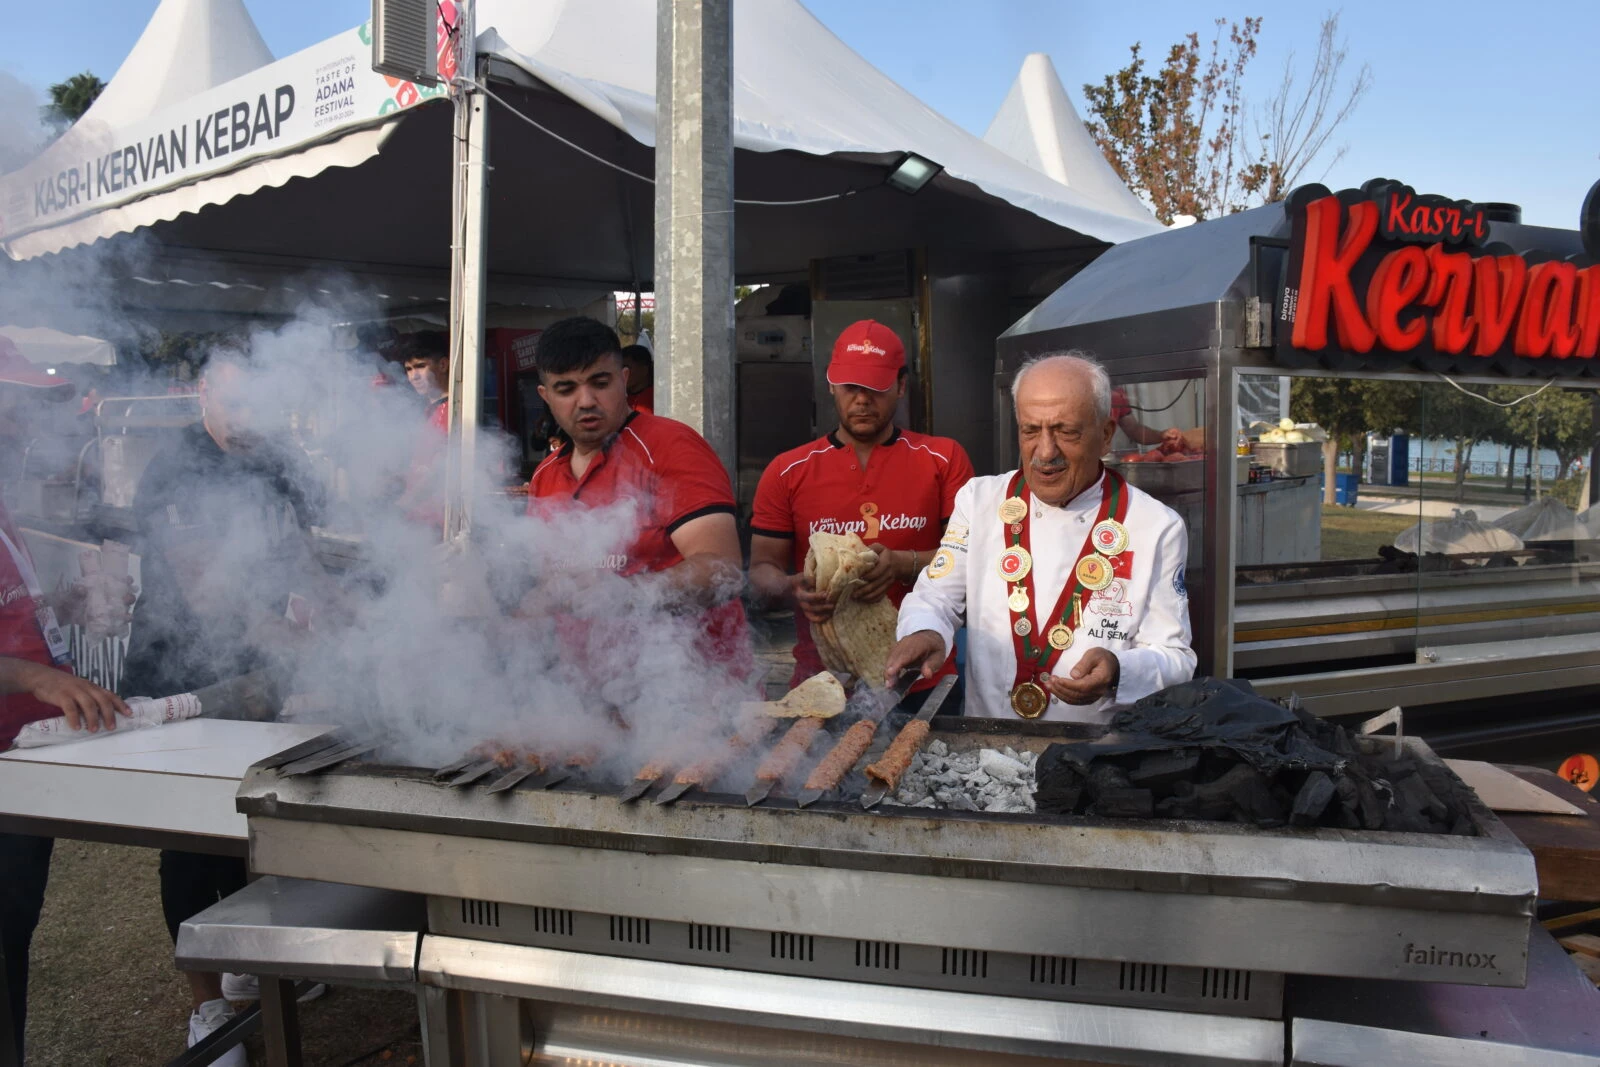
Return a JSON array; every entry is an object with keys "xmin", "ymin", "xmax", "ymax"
[
  {"xmin": 887, "ymin": 352, "xmax": 1195, "ymax": 722},
  {"xmin": 749, "ymin": 320, "xmax": 972, "ymax": 705}
]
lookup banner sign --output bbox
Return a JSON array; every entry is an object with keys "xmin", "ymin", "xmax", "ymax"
[
  {"xmin": 1276, "ymin": 179, "xmax": 1599, "ymax": 371},
  {"xmin": 0, "ymin": 22, "xmax": 447, "ymax": 244}
]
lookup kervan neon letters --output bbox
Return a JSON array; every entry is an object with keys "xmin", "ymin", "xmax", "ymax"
[{"xmin": 1281, "ymin": 183, "xmax": 1600, "ymax": 363}]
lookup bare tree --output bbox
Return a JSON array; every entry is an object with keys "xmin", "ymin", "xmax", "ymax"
[{"xmin": 1247, "ymin": 12, "xmax": 1372, "ymax": 203}]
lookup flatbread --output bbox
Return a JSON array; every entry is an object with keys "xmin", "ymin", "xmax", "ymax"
[
  {"xmin": 827, "ymin": 596, "xmax": 898, "ymax": 686},
  {"xmin": 802, "ymin": 532, "xmax": 895, "ymax": 683},
  {"xmin": 752, "ymin": 671, "xmax": 848, "ymax": 719}
]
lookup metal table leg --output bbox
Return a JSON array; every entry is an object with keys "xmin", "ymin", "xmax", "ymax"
[{"xmin": 260, "ymin": 979, "xmax": 303, "ymax": 1067}]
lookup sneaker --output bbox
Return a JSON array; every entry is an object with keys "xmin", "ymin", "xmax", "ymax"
[
  {"xmin": 187, "ymin": 998, "xmax": 248, "ymax": 1067},
  {"xmin": 222, "ymin": 972, "xmax": 328, "ymax": 1004}
]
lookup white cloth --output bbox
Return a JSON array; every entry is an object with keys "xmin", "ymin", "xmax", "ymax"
[{"xmin": 896, "ymin": 470, "xmax": 1195, "ymax": 723}]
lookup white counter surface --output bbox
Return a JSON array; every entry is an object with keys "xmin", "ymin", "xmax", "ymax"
[{"xmin": 0, "ymin": 719, "xmax": 331, "ymax": 844}]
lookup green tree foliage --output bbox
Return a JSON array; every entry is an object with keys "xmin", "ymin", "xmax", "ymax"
[
  {"xmin": 1083, "ymin": 14, "xmax": 1370, "ymax": 223},
  {"xmin": 1500, "ymin": 387, "xmax": 1598, "ymax": 483},
  {"xmin": 42, "ymin": 72, "xmax": 105, "ymax": 132}
]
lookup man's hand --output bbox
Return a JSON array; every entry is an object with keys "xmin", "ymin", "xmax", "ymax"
[
  {"xmin": 20, "ymin": 662, "xmax": 130, "ymax": 733},
  {"xmin": 851, "ymin": 544, "xmax": 903, "ymax": 602},
  {"xmin": 1040, "ymin": 648, "xmax": 1120, "ymax": 705},
  {"xmin": 884, "ymin": 629, "xmax": 946, "ymax": 684},
  {"xmin": 790, "ymin": 573, "xmax": 835, "ymax": 623}
]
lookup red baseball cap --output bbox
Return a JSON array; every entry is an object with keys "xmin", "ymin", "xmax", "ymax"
[
  {"xmin": 0, "ymin": 337, "xmax": 75, "ymax": 398},
  {"xmin": 827, "ymin": 320, "xmax": 905, "ymax": 393}
]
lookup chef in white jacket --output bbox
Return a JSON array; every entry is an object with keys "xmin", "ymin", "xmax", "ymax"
[{"xmin": 888, "ymin": 352, "xmax": 1195, "ymax": 722}]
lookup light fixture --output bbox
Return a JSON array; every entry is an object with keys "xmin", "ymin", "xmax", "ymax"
[
  {"xmin": 45, "ymin": 368, "xmax": 56, "ymax": 375},
  {"xmin": 885, "ymin": 152, "xmax": 941, "ymax": 195}
]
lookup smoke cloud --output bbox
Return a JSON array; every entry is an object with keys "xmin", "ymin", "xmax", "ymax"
[{"xmin": 134, "ymin": 307, "xmax": 758, "ymax": 779}]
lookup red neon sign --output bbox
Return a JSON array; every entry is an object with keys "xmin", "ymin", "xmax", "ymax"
[{"xmin": 1277, "ymin": 181, "xmax": 1600, "ymax": 365}]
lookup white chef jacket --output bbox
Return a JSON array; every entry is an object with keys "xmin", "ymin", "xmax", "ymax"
[{"xmin": 896, "ymin": 468, "xmax": 1195, "ymax": 723}]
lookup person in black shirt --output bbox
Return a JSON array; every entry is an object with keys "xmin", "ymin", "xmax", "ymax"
[{"xmin": 122, "ymin": 346, "xmax": 333, "ymax": 1062}]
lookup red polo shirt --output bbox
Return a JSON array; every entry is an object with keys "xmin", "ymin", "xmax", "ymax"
[
  {"xmin": 0, "ymin": 503, "xmax": 68, "ymax": 749},
  {"xmin": 526, "ymin": 410, "xmax": 752, "ymax": 678},
  {"xmin": 751, "ymin": 428, "xmax": 974, "ymax": 686},
  {"xmin": 401, "ymin": 396, "xmax": 450, "ymax": 530}
]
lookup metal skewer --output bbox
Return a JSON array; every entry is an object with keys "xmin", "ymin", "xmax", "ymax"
[{"xmin": 447, "ymin": 760, "xmax": 499, "ymax": 787}]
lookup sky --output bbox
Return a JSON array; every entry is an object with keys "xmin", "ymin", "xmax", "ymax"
[{"xmin": 6, "ymin": 0, "xmax": 1597, "ymax": 227}]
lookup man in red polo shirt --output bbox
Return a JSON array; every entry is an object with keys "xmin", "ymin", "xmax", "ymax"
[
  {"xmin": 395, "ymin": 331, "xmax": 452, "ymax": 531},
  {"xmin": 748, "ymin": 320, "xmax": 974, "ymax": 706},
  {"xmin": 524, "ymin": 317, "xmax": 751, "ymax": 677}
]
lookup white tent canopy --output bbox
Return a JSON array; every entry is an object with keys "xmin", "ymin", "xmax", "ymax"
[
  {"xmin": 2, "ymin": 0, "xmax": 1160, "ymax": 271},
  {"xmin": 83, "ymin": 0, "xmax": 274, "ymax": 129},
  {"xmin": 982, "ymin": 53, "xmax": 1157, "ymax": 227},
  {"xmin": 0, "ymin": 325, "xmax": 115, "ymax": 366}
]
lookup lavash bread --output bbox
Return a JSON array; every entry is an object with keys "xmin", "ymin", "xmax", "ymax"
[
  {"xmin": 804, "ymin": 532, "xmax": 899, "ymax": 685},
  {"xmin": 754, "ymin": 671, "xmax": 848, "ymax": 719}
]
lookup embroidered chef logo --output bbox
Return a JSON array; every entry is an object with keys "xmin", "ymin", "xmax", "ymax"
[
  {"xmin": 927, "ymin": 548, "xmax": 954, "ymax": 579},
  {"xmin": 860, "ymin": 501, "xmax": 881, "ymax": 539},
  {"xmin": 1173, "ymin": 566, "xmax": 1187, "ymax": 598},
  {"xmin": 1087, "ymin": 579, "xmax": 1132, "ymax": 617}
]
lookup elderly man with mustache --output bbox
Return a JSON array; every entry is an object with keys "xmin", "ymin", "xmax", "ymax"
[{"xmin": 885, "ymin": 353, "xmax": 1195, "ymax": 722}]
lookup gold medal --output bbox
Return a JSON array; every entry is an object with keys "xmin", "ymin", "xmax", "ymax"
[
  {"xmin": 1007, "ymin": 587, "xmax": 1030, "ymax": 613},
  {"xmin": 1091, "ymin": 518, "xmax": 1130, "ymax": 556},
  {"xmin": 1013, "ymin": 617, "xmax": 1032, "ymax": 637},
  {"xmin": 998, "ymin": 496, "xmax": 1028, "ymax": 524},
  {"xmin": 1047, "ymin": 623, "xmax": 1074, "ymax": 650},
  {"xmin": 1076, "ymin": 554, "xmax": 1113, "ymax": 591},
  {"xmin": 1010, "ymin": 681, "xmax": 1049, "ymax": 719},
  {"xmin": 997, "ymin": 546, "xmax": 1032, "ymax": 583}
]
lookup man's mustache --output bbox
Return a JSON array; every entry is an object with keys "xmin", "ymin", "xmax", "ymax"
[{"xmin": 1029, "ymin": 459, "xmax": 1068, "ymax": 475}]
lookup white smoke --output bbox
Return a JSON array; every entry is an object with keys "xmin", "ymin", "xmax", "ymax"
[{"xmin": 148, "ymin": 310, "xmax": 757, "ymax": 779}]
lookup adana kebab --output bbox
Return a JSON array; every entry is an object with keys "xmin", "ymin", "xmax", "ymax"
[
  {"xmin": 745, "ymin": 717, "xmax": 824, "ymax": 805},
  {"xmin": 656, "ymin": 716, "xmax": 781, "ymax": 805},
  {"xmin": 865, "ymin": 719, "xmax": 932, "ymax": 791}
]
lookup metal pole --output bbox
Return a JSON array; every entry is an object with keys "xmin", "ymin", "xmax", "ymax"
[
  {"xmin": 445, "ymin": 0, "xmax": 488, "ymax": 540},
  {"xmin": 654, "ymin": 0, "xmax": 735, "ymax": 472}
]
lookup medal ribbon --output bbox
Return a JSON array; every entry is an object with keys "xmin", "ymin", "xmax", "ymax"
[{"xmin": 1004, "ymin": 468, "xmax": 1129, "ymax": 691}]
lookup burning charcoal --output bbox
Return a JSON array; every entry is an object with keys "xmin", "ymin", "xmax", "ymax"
[
  {"xmin": 980, "ymin": 749, "xmax": 1028, "ymax": 784},
  {"xmin": 947, "ymin": 793, "xmax": 979, "ymax": 812},
  {"xmin": 1092, "ymin": 787, "xmax": 1155, "ymax": 819},
  {"xmin": 927, "ymin": 739, "xmax": 949, "ymax": 758},
  {"xmin": 1001, "ymin": 746, "xmax": 1021, "ymax": 763},
  {"xmin": 1127, "ymin": 750, "xmax": 1200, "ymax": 791},
  {"xmin": 914, "ymin": 797, "xmax": 937, "ymax": 808},
  {"xmin": 1290, "ymin": 771, "xmax": 1336, "ymax": 826}
]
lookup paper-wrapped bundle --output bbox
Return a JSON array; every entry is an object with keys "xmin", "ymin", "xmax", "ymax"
[
  {"xmin": 1492, "ymin": 498, "xmax": 1583, "ymax": 542},
  {"xmin": 804, "ymin": 531, "xmax": 897, "ymax": 685},
  {"xmin": 1394, "ymin": 509, "xmax": 1524, "ymax": 556}
]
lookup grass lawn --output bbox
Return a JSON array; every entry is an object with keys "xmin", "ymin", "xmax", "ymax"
[
  {"xmin": 25, "ymin": 840, "xmax": 421, "ymax": 1066},
  {"xmin": 1320, "ymin": 508, "xmax": 1414, "ymax": 560}
]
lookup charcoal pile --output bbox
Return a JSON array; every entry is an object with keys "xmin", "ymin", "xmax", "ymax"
[
  {"xmin": 1032, "ymin": 679, "xmax": 1478, "ymax": 835},
  {"xmin": 882, "ymin": 739, "xmax": 1038, "ymax": 813}
]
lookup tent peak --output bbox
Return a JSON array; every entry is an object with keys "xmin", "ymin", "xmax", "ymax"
[
  {"xmin": 81, "ymin": 0, "xmax": 274, "ymax": 130},
  {"xmin": 983, "ymin": 51, "xmax": 1157, "ymax": 226}
]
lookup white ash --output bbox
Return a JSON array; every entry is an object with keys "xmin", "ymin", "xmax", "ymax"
[{"xmin": 882, "ymin": 738, "xmax": 1038, "ymax": 814}]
